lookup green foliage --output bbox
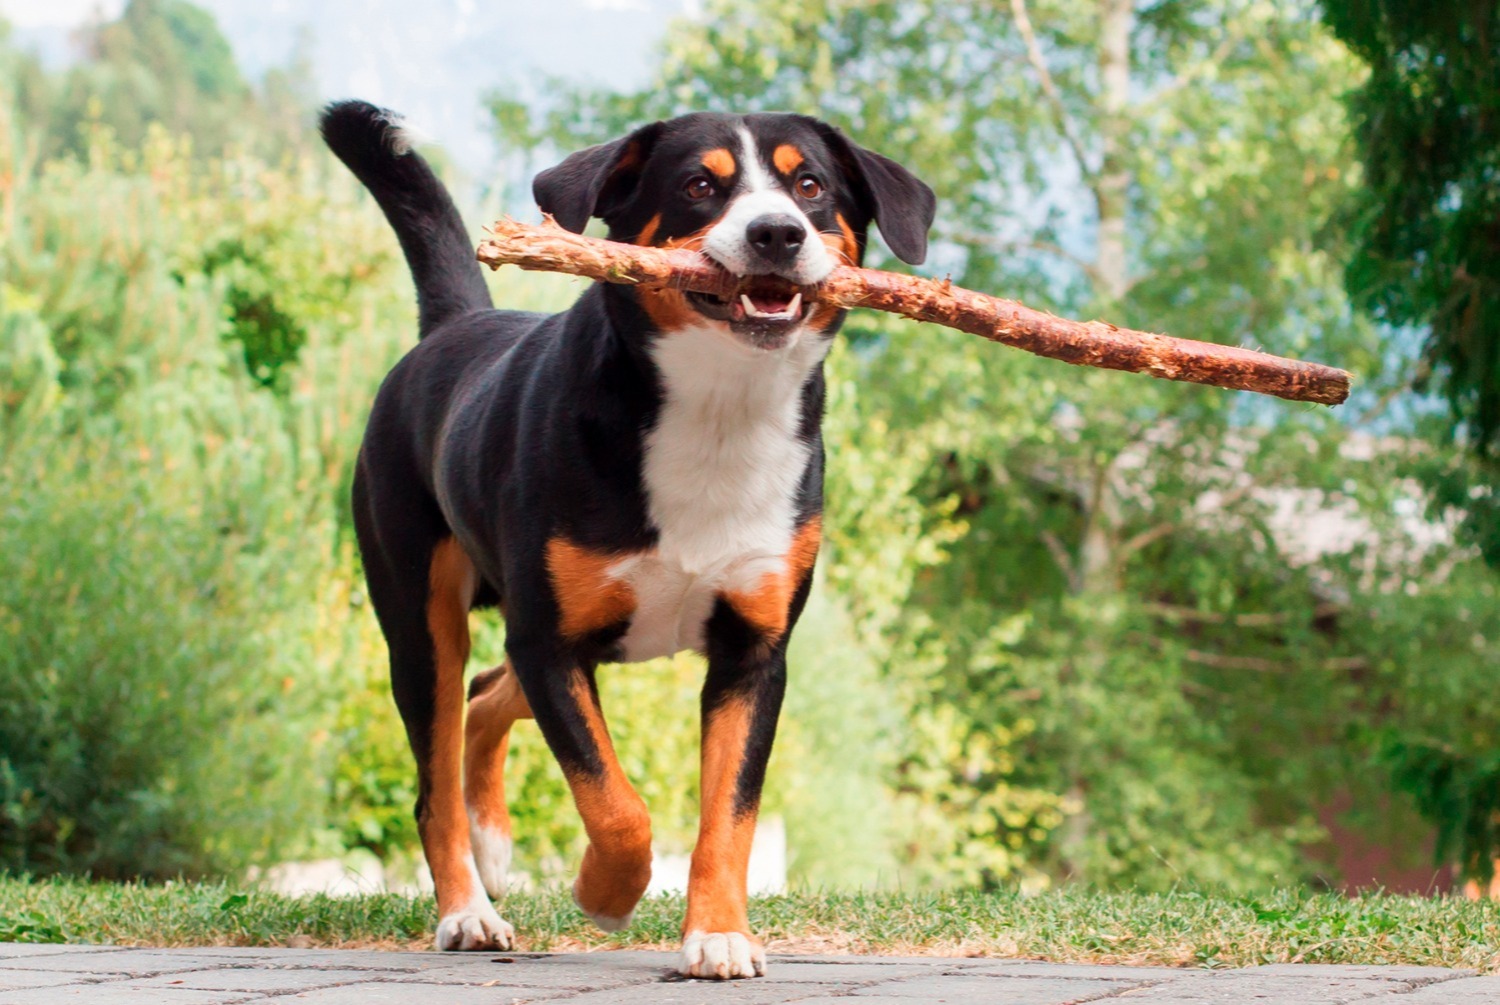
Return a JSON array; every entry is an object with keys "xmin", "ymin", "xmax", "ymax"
[
  {"xmin": 201, "ymin": 238, "xmax": 308, "ymax": 391},
  {"xmin": 0, "ymin": 435, "xmax": 327, "ymax": 879},
  {"xmin": 10, "ymin": 0, "xmax": 316, "ymax": 165},
  {"xmin": 49, "ymin": 1, "xmax": 250, "ymax": 158},
  {"xmin": 1360, "ymin": 556, "xmax": 1500, "ymax": 884},
  {"xmin": 1322, "ymin": 0, "xmax": 1500, "ymax": 458},
  {"xmin": 1383, "ymin": 741, "xmax": 1500, "ymax": 888},
  {"xmin": 0, "ymin": 65, "xmax": 413, "ymax": 876},
  {"xmin": 0, "ymin": 908, "xmax": 66, "ymax": 945}
]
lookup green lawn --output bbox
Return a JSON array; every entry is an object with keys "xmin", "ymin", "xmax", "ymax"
[{"xmin": 1, "ymin": 877, "xmax": 1496, "ymax": 972}]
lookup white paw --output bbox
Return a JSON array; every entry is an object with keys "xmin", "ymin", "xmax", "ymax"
[
  {"xmin": 571, "ymin": 878, "xmax": 634, "ymax": 932},
  {"xmin": 435, "ymin": 901, "xmax": 514, "ymax": 951},
  {"xmin": 678, "ymin": 930, "xmax": 765, "ymax": 979},
  {"xmin": 468, "ymin": 817, "xmax": 513, "ymax": 900}
]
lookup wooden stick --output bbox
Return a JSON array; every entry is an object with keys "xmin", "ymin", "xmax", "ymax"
[{"xmin": 477, "ymin": 217, "xmax": 1351, "ymax": 406}]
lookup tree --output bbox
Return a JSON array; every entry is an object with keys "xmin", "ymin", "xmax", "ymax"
[
  {"xmin": 1321, "ymin": 1, "xmax": 1500, "ymax": 459},
  {"xmin": 1315, "ymin": 4, "xmax": 1500, "ymax": 879},
  {"xmin": 50, "ymin": 0, "xmax": 252, "ymax": 157}
]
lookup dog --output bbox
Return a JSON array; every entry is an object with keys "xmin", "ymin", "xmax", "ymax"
[{"xmin": 321, "ymin": 100, "xmax": 934, "ymax": 979}]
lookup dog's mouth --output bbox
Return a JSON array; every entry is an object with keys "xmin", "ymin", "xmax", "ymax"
[{"xmin": 685, "ymin": 276, "xmax": 813, "ymax": 342}]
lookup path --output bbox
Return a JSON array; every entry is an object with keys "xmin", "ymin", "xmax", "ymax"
[{"xmin": 1, "ymin": 943, "xmax": 1495, "ymax": 1003}]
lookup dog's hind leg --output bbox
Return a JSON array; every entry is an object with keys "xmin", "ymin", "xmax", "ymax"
[
  {"xmin": 414, "ymin": 537, "xmax": 514, "ymax": 949},
  {"xmin": 463, "ymin": 661, "xmax": 533, "ymax": 899},
  {"xmin": 355, "ymin": 467, "xmax": 513, "ymax": 951}
]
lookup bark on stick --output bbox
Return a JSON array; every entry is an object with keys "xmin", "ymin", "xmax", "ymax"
[{"xmin": 477, "ymin": 217, "xmax": 1351, "ymax": 406}]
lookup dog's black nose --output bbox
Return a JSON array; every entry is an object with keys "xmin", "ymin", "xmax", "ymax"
[{"xmin": 746, "ymin": 214, "xmax": 806, "ymax": 267}]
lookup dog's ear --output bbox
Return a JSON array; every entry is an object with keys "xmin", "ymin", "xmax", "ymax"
[
  {"xmin": 533, "ymin": 123, "xmax": 663, "ymax": 233},
  {"xmin": 813, "ymin": 123, "xmax": 936, "ymax": 265}
]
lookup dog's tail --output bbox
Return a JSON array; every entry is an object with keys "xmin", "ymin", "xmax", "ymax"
[{"xmin": 320, "ymin": 100, "xmax": 492, "ymax": 337}]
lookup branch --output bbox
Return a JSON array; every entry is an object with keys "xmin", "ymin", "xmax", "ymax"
[
  {"xmin": 1115, "ymin": 519, "xmax": 1180, "ymax": 559},
  {"xmin": 1009, "ymin": 0, "xmax": 1096, "ymax": 183},
  {"xmin": 1040, "ymin": 530, "xmax": 1080, "ymax": 591},
  {"xmin": 987, "ymin": 464, "xmax": 1079, "ymax": 586},
  {"xmin": 1182, "ymin": 649, "xmax": 1368, "ymax": 673},
  {"xmin": 1149, "ymin": 27, "xmax": 1248, "ymax": 105},
  {"xmin": 1144, "ymin": 601, "xmax": 1342, "ymax": 627},
  {"xmin": 948, "ymin": 229, "xmax": 1107, "ymax": 289},
  {"xmin": 476, "ymin": 217, "xmax": 1353, "ymax": 406},
  {"xmin": 1115, "ymin": 480, "xmax": 1259, "ymax": 562}
]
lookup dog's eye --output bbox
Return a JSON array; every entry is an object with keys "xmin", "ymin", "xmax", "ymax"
[
  {"xmin": 684, "ymin": 177, "xmax": 714, "ymax": 200},
  {"xmin": 797, "ymin": 175, "xmax": 823, "ymax": 199}
]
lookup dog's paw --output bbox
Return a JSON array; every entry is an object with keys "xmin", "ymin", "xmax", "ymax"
[
  {"xmin": 678, "ymin": 930, "xmax": 765, "ymax": 980},
  {"xmin": 435, "ymin": 902, "xmax": 514, "ymax": 951},
  {"xmin": 469, "ymin": 819, "xmax": 513, "ymax": 900},
  {"xmin": 571, "ymin": 877, "xmax": 634, "ymax": 932}
]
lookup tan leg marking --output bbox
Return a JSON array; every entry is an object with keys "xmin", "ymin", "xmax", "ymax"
[
  {"xmin": 722, "ymin": 516, "xmax": 822, "ymax": 642},
  {"xmin": 565, "ymin": 673, "xmax": 654, "ymax": 929},
  {"xmin": 426, "ymin": 539, "xmax": 477, "ymax": 913},
  {"xmin": 464, "ymin": 661, "xmax": 533, "ymax": 898},
  {"xmin": 426, "ymin": 539, "xmax": 512, "ymax": 948},
  {"xmin": 546, "ymin": 536, "xmax": 637, "ymax": 639},
  {"xmin": 685, "ymin": 696, "xmax": 757, "ymax": 935},
  {"xmin": 680, "ymin": 697, "xmax": 765, "ymax": 977}
]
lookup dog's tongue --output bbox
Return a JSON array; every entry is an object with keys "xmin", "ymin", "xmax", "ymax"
[{"xmin": 748, "ymin": 293, "xmax": 792, "ymax": 314}]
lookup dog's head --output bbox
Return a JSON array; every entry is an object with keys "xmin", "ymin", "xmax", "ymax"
[{"xmin": 534, "ymin": 112, "xmax": 935, "ymax": 351}]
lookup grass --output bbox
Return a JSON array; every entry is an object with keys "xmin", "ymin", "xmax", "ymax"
[{"xmin": 3, "ymin": 877, "xmax": 1498, "ymax": 971}]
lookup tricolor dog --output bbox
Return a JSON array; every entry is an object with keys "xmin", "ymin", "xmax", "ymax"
[{"xmin": 322, "ymin": 101, "xmax": 934, "ymax": 979}]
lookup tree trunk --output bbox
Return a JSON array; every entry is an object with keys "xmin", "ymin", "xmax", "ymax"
[{"xmin": 1094, "ymin": 0, "xmax": 1134, "ymax": 304}]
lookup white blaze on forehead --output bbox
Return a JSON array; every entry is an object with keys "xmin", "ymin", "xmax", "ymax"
[
  {"xmin": 701, "ymin": 126, "xmax": 833, "ymax": 284},
  {"xmin": 736, "ymin": 125, "xmax": 775, "ymax": 192}
]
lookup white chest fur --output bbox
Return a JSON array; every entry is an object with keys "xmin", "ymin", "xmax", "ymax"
[{"xmin": 610, "ymin": 326, "xmax": 828, "ymax": 662}]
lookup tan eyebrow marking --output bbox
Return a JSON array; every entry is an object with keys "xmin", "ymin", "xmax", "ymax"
[
  {"xmin": 701, "ymin": 148, "xmax": 736, "ymax": 179},
  {"xmin": 773, "ymin": 144, "xmax": 804, "ymax": 175}
]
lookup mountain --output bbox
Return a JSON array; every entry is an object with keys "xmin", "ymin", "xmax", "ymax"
[{"xmin": 2, "ymin": 0, "xmax": 687, "ymax": 177}]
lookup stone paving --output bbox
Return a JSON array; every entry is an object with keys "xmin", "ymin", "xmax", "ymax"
[{"xmin": 2, "ymin": 942, "xmax": 1496, "ymax": 1004}]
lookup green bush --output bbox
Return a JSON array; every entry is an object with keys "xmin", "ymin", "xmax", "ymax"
[
  {"xmin": 0, "ymin": 437, "xmax": 332, "ymax": 879},
  {"xmin": 0, "ymin": 111, "xmax": 407, "ymax": 878}
]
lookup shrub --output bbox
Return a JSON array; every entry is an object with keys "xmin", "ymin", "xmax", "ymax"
[
  {"xmin": 0, "ymin": 431, "xmax": 336, "ymax": 879},
  {"xmin": 0, "ymin": 116, "xmax": 404, "ymax": 879}
]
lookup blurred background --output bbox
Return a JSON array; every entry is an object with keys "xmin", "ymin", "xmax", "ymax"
[{"xmin": 0, "ymin": 0, "xmax": 1496, "ymax": 900}]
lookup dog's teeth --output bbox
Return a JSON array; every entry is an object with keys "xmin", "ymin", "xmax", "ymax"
[{"xmin": 738, "ymin": 292, "xmax": 801, "ymax": 320}]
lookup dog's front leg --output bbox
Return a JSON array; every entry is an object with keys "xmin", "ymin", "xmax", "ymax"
[
  {"xmin": 507, "ymin": 637, "xmax": 654, "ymax": 931},
  {"xmin": 679, "ymin": 622, "xmax": 789, "ymax": 979}
]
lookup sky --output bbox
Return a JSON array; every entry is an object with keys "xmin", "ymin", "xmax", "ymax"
[{"xmin": 0, "ymin": 0, "xmax": 689, "ymax": 177}]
